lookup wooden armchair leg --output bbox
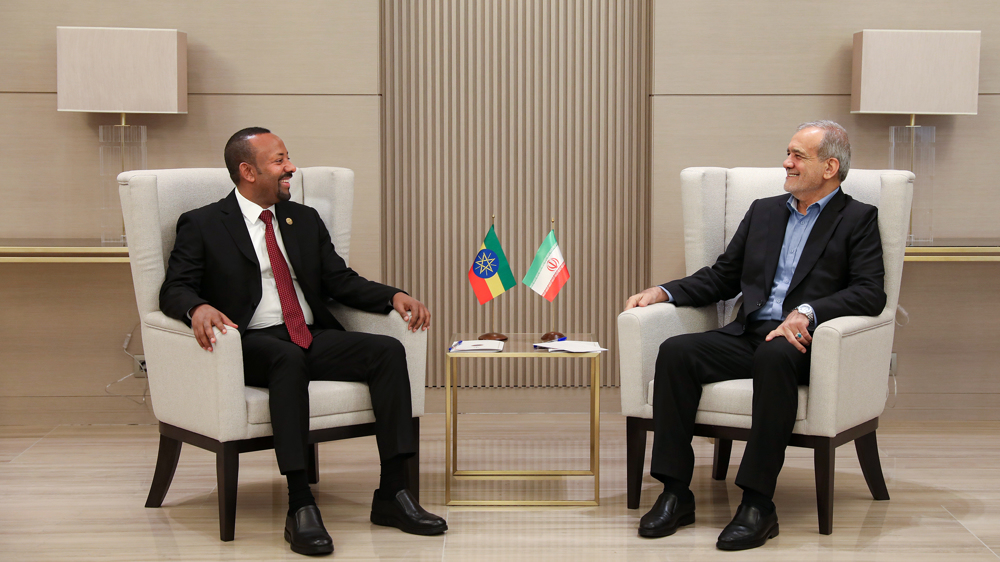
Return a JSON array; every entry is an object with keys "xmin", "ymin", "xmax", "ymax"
[
  {"xmin": 712, "ymin": 438, "xmax": 733, "ymax": 481},
  {"xmin": 626, "ymin": 417, "xmax": 648, "ymax": 509},
  {"xmin": 405, "ymin": 417, "xmax": 421, "ymax": 502},
  {"xmin": 217, "ymin": 443, "xmax": 240, "ymax": 542},
  {"xmin": 307, "ymin": 443, "xmax": 319, "ymax": 485},
  {"xmin": 145, "ymin": 433, "xmax": 183, "ymax": 508},
  {"xmin": 814, "ymin": 438, "xmax": 835, "ymax": 535},
  {"xmin": 854, "ymin": 429, "xmax": 890, "ymax": 501}
]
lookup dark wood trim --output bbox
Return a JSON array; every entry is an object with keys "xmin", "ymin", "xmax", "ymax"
[
  {"xmin": 148, "ymin": 417, "xmax": 421, "ymax": 542},
  {"xmin": 217, "ymin": 442, "xmax": 239, "ymax": 542},
  {"xmin": 406, "ymin": 417, "xmax": 420, "ymax": 502},
  {"xmin": 144, "ymin": 434, "xmax": 182, "ymax": 508},
  {"xmin": 712, "ymin": 438, "xmax": 732, "ymax": 481},
  {"xmin": 813, "ymin": 437, "xmax": 835, "ymax": 535},
  {"xmin": 306, "ymin": 443, "xmax": 319, "ymax": 485},
  {"xmin": 854, "ymin": 430, "xmax": 890, "ymax": 501},
  {"xmin": 626, "ymin": 416, "xmax": 650, "ymax": 509},
  {"xmin": 691, "ymin": 417, "xmax": 880, "ymax": 448}
]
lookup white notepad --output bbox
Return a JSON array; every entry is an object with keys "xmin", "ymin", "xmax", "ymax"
[
  {"xmin": 449, "ymin": 340, "xmax": 505, "ymax": 352},
  {"xmin": 532, "ymin": 340, "xmax": 606, "ymax": 353}
]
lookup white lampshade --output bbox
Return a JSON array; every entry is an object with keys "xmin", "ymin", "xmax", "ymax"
[
  {"xmin": 57, "ymin": 26, "xmax": 187, "ymax": 114},
  {"xmin": 851, "ymin": 29, "xmax": 980, "ymax": 115}
]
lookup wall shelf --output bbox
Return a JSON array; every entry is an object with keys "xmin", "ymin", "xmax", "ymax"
[
  {"xmin": 904, "ymin": 238, "xmax": 1000, "ymax": 262},
  {"xmin": 0, "ymin": 239, "xmax": 130, "ymax": 263}
]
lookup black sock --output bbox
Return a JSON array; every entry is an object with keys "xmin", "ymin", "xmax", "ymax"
[
  {"xmin": 740, "ymin": 487, "xmax": 775, "ymax": 515},
  {"xmin": 377, "ymin": 454, "xmax": 410, "ymax": 500},
  {"xmin": 655, "ymin": 474, "xmax": 694, "ymax": 503},
  {"xmin": 286, "ymin": 469, "xmax": 315, "ymax": 516}
]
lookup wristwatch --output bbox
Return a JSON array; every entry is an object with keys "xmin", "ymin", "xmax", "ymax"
[{"xmin": 796, "ymin": 304, "xmax": 815, "ymax": 324}]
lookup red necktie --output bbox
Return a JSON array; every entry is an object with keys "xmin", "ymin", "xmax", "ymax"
[{"xmin": 260, "ymin": 210, "xmax": 313, "ymax": 349}]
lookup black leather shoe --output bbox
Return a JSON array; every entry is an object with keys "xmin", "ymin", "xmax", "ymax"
[
  {"xmin": 370, "ymin": 489, "xmax": 448, "ymax": 536},
  {"xmin": 284, "ymin": 505, "xmax": 334, "ymax": 556},
  {"xmin": 716, "ymin": 503, "xmax": 779, "ymax": 551},
  {"xmin": 638, "ymin": 491, "xmax": 695, "ymax": 538}
]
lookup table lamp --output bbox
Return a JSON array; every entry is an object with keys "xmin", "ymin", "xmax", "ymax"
[
  {"xmin": 851, "ymin": 29, "xmax": 980, "ymax": 244},
  {"xmin": 57, "ymin": 26, "xmax": 187, "ymax": 245}
]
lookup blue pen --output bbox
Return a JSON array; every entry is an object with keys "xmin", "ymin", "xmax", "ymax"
[
  {"xmin": 533, "ymin": 337, "xmax": 569, "ymax": 348},
  {"xmin": 449, "ymin": 340, "xmax": 463, "ymax": 352}
]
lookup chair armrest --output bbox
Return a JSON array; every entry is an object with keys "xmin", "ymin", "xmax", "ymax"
[
  {"xmin": 328, "ymin": 303, "xmax": 428, "ymax": 417},
  {"xmin": 804, "ymin": 308, "xmax": 896, "ymax": 437},
  {"xmin": 140, "ymin": 311, "xmax": 249, "ymax": 442},
  {"xmin": 617, "ymin": 303, "xmax": 717, "ymax": 418}
]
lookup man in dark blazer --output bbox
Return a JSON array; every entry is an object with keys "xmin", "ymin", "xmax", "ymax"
[
  {"xmin": 624, "ymin": 121, "xmax": 885, "ymax": 551},
  {"xmin": 160, "ymin": 127, "xmax": 446, "ymax": 556}
]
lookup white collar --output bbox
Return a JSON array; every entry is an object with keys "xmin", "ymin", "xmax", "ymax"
[{"xmin": 234, "ymin": 187, "xmax": 275, "ymax": 224}]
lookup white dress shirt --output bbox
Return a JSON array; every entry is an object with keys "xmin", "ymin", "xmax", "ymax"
[{"xmin": 234, "ymin": 188, "xmax": 314, "ymax": 329}]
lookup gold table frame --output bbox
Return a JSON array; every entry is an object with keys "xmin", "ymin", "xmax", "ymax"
[{"xmin": 444, "ymin": 333, "xmax": 601, "ymax": 506}]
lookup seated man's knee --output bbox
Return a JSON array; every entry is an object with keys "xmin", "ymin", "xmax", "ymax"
[
  {"xmin": 657, "ymin": 333, "xmax": 697, "ymax": 363},
  {"xmin": 361, "ymin": 334, "xmax": 407, "ymax": 368},
  {"xmin": 752, "ymin": 338, "xmax": 809, "ymax": 382},
  {"xmin": 260, "ymin": 347, "xmax": 309, "ymax": 390},
  {"xmin": 754, "ymin": 337, "xmax": 801, "ymax": 363}
]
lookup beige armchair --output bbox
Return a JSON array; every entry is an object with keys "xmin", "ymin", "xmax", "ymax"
[
  {"xmin": 618, "ymin": 167, "xmax": 912, "ymax": 534},
  {"xmin": 118, "ymin": 167, "xmax": 427, "ymax": 541}
]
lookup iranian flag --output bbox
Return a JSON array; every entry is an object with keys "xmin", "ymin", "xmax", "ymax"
[{"xmin": 522, "ymin": 230, "xmax": 570, "ymax": 301}]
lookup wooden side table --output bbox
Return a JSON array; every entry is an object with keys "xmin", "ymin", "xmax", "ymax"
[{"xmin": 444, "ymin": 333, "xmax": 601, "ymax": 506}]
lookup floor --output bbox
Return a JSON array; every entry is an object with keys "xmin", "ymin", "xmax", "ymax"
[{"xmin": 2, "ymin": 414, "xmax": 1000, "ymax": 561}]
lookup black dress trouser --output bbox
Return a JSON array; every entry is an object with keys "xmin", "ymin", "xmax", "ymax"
[
  {"xmin": 242, "ymin": 324, "xmax": 416, "ymax": 474},
  {"xmin": 650, "ymin": 319, "xmax": 811, "ymax": 499}
]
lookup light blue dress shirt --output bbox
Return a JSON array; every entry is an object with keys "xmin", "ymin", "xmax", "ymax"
[
  {"xmin": 747, "ymin": 187, "xmax": 840, "ymax": 327},
  {"xmin": 661, "ymin": 187, "xmax": 840, "ymax": 329}
]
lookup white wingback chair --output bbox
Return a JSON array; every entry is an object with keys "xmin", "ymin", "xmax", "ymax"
[
  {"xmin": 118, "ymin": 167, "xmax": 427, "ymax": 542},
  {"xmin": 618, "ymin": 167, "xmax": 913, "ymax": 534}
]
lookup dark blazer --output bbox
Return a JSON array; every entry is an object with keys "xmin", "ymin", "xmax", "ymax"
[
  {"xmin": 159, "ymin": 190, "xmax": 400, "ymax": 333},
  {"xmin": 661, "ymin": 188, "xmax": 887, "ymax": 335}
]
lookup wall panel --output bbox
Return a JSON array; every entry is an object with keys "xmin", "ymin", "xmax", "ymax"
[
  {"xmin": 383, "ymin": 0, "xmax": 652, "ymax": 387},
  {"xmin": 0, "ymin": 0, "xmax": 379, "ymax": 94},
  {"xmin": 652, "ymin": 0, "xmax": 1000, "ymax": 95}
]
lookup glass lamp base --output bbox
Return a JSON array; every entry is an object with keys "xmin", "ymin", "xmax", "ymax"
[{"xmin": 890, "ymin": 125, "xmax": 934, "ymax": 245}]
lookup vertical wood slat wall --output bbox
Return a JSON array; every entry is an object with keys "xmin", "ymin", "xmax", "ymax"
[{"xmin": 382, "ymin": 0, "xmax": 650, "ymax": 387}]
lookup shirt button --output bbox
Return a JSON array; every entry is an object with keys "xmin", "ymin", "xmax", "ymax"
[{"xmin": 756, "ymin": 300, "xmax": 763, "ymax": 307}]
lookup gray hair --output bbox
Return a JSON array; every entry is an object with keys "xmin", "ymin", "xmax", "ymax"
[{"xmin": 797, "ymin": 120, "xmax": 851, "ymax": 182}]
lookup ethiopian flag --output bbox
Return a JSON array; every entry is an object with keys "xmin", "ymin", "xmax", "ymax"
[
  {"xmin": 468, "ymin": 225, "xmax": 517, "ymax": 305},
  {"xmin": 522, "ymin": 230, "xmax": 569, "ymax": 302}
]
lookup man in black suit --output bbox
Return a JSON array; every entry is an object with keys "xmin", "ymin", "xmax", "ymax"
[
  {"xmin": 160, "ymin": 127, "xmax": 446, "ymax": 556},
  {"xmin": 624, "ymin": 121, "xmax": 885, "ymax": 550}
]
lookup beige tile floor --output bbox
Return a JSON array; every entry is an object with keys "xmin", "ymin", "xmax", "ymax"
[{"xmin": 1, "ymin": 416, "xmax": 999, "ymax": 561}]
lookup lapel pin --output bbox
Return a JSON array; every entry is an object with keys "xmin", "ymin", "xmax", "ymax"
[{"xmin": 286, "ymin": 218, "xmax": 293, "ymax": 225}]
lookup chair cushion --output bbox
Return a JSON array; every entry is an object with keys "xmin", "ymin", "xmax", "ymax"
[
  {"xmin": 648, "ymin": 379, "xmax": 807, "ymax": 421},
  {"xmin": 245, "ymin": 381, "xmax": 373, "ymax": 424}
]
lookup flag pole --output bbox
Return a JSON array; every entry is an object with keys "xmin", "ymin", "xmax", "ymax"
[
  {"xmin": 541, "ymin": 217, "xmax": 566, "ymax": 342},
  {"xmin": 480, "ymin": 214, "xmax": 508, "ymax": 341}
]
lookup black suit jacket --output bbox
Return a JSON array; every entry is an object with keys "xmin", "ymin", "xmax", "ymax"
[
  {"xmin": 661, "ymin": 188, "xmax": 887, "ymax": 335},
  {"xmin": 160, "ymin": 190, "xmax": 400, "ymax": 333}
]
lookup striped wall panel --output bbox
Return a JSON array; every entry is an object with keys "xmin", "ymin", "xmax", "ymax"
[{"xmin": 382, "ymin": 0, "xmax": 651, "ymax": 387}]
